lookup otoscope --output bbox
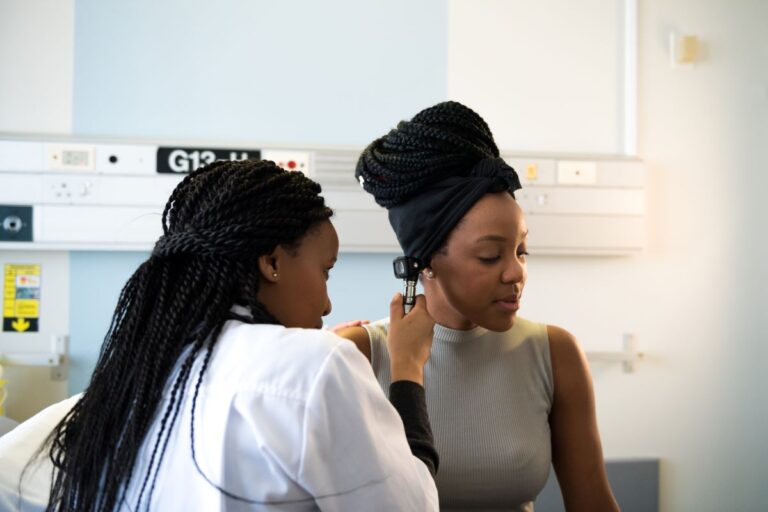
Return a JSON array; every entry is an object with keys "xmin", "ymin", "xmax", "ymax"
[{"xmin": 393, "ymin": 256, "xmax": 425, "ymax": 314}]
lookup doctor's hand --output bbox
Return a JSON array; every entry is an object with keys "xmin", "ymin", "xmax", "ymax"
[{"xmin": 387, "ymin": 293, "xmax": 434, "ymax": 385}]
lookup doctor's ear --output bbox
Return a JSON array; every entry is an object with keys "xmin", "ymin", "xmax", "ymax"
[{"xmin": 257, "ymin": 251, "xmax": 281, "ymax": 283}]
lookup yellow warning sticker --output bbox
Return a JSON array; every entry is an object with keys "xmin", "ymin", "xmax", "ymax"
[{"xmin": 3, "ymin": 264, "xmax": 41, "ymax": 332}]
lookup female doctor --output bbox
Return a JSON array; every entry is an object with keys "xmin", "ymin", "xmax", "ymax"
[{"xmin": 1, "ymin": 159, "xmax": 439, "ymax": 511}]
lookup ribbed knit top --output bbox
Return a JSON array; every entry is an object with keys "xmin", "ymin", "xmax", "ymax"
[{"xmin": 364, "ymin": 316, "xmax": 553, "ymax": 511}]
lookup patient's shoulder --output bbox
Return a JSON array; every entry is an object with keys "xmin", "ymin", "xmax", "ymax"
[{"xmin": 335, "ymin": 326, "xmax": 371, "ymax": 361}]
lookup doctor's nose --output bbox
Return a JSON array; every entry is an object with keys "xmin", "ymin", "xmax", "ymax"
[{"xmin": 323, "ymin": 297, "xmax": 332, "ymax": 317}]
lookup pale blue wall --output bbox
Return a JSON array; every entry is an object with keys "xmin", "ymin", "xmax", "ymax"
[
  {"xmin": 73, "ymin": 0, "xmax": 447, "ymax": 145},
  {"xmin": 68, "ymin": 0, "xmax": 446, "ymax": 394},
  {"xmin": 68, "ymin": 251, "xmax": 148, "ymax": 393}
]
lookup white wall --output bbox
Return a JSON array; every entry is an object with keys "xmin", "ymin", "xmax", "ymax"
[
  {"xmin": 0, "ymin": 0, "xmax": 74, "ymax": 133},
  {"xmin": 450, "ymin": 1, "xmax": 768, "ymax": 510},
  {"xmin": 448, "ymin": 0, "xmax": 624, "ymax": 154}
]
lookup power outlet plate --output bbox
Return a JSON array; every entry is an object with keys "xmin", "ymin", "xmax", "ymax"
[{"xmin": 42, "ymin": 176, "xmax": 98, "ymax": 204}]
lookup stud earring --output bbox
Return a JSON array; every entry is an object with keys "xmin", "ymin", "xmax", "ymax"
[
  {"xmin": 272, "ymin": 272, "xmax": 278, "ymax": 278},
  {"xmin": 426, "ymin": 269, "xmax": 435, "ymax": 279}
]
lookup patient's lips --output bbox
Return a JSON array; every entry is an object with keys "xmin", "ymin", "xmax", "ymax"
[{"xmin": 494, "ymin": 294, "xmax": 520, "ymax": 312}]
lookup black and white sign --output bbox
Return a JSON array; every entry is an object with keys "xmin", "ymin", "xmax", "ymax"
[{"xmin": 156, "ymin": 147, "xmax": 261, "ymax": 174}]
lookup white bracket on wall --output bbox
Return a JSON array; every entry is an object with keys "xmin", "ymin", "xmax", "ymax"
[
  {"xmin": 586, "ymin": 333, "xmax": 643, "ymax": 373},
  {"xmin": 0, "ymin": 335, "xmax": 69, "ymax": 381}
]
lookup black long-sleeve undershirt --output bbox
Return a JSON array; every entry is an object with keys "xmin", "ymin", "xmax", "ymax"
[{"xmin": 388, "ymin": 381, "xmax": 439, "ymax": 478}]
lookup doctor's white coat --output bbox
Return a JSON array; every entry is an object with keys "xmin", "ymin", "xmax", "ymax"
[{"xmin": 0, "ymin": 319, "xmax": 438, "ymax": 511}]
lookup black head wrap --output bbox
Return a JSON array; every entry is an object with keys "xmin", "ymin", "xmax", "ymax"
[{"xmin": 355, "ymin": 101, "xmax": 521, "ymax": 262}]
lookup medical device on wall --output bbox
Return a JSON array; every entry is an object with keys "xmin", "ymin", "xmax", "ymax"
[{"xmin": 0, "ymin": 137, "xmax": 646, "ymax": 255}]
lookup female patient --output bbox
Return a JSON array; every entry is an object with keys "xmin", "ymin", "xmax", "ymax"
[
  {"xmin": 339, "ymin": 101, "xmax": 620, "ymax": 511},
  {"xmin": 1, "ymin": 159, "xmax": 438, "ymax": 511}
]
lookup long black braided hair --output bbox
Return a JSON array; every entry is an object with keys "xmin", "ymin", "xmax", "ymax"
[
  {"xmin": 355, "ymin": 100, "xmax": 501, "ymax": 208},
  {"xmin": 42, "ymin": 159, "xmax": 333, "ymax": 511}
]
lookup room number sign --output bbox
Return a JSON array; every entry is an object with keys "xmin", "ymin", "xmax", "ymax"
[{"xmin": 156, "ymin": 147, "xmax": 261, "ymax": 173}]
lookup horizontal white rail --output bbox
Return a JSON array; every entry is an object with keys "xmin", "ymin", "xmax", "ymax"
[
  {"xmin": 586, "ymin": 333, "xmax": 643, "ymax": 373},
  {"xmin": 0, "ymin": 336, "xmax": 69, "ymax": 381},
  {"xmin": 0, "ymin": 352, "xmax": 63, "ymax": 367}
]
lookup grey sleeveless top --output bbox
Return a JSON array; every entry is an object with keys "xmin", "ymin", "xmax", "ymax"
[{"xmin": 364, "ymin": 317, "xmax": 553, "ymax": 511}]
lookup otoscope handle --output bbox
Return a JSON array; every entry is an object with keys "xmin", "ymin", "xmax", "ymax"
[
  {"xmin": 403, "ymin": 280, "xmax": 417, "ymax": 314},
  {"xmin": 393, "ymin": 256, "xmax": 423, "ymax": 314}
]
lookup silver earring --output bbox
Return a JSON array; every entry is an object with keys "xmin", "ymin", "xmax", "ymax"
[
  {"xmin": 272, "ymin": 272, "xmax": 278, "ymax": 278},
  {"xmin": 426, "ymin": 270, "xmax": 435, "ymax": 279}
]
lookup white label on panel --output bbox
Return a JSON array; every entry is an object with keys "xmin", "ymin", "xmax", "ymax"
[
  {"xmin": 557, "ymin": 161, "xmax": 597, "ymax": 185},
  {"xmin": 45, "ymin": 144, "xmax": 96, "ymax": 172}
]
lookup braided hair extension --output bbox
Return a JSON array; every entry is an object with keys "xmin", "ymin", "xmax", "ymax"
[
  {"xmin": 355, "ymin": 101, "xmax": 500, "ymax": 208},
  {"xmin": 41, "ymin": 159, "xmax": 332, "ymax": 511}
]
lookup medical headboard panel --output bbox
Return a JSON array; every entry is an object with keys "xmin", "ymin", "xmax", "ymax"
[{"xmin": 0, "ymin": 138, "xmax": 646, "ymax": 255}]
